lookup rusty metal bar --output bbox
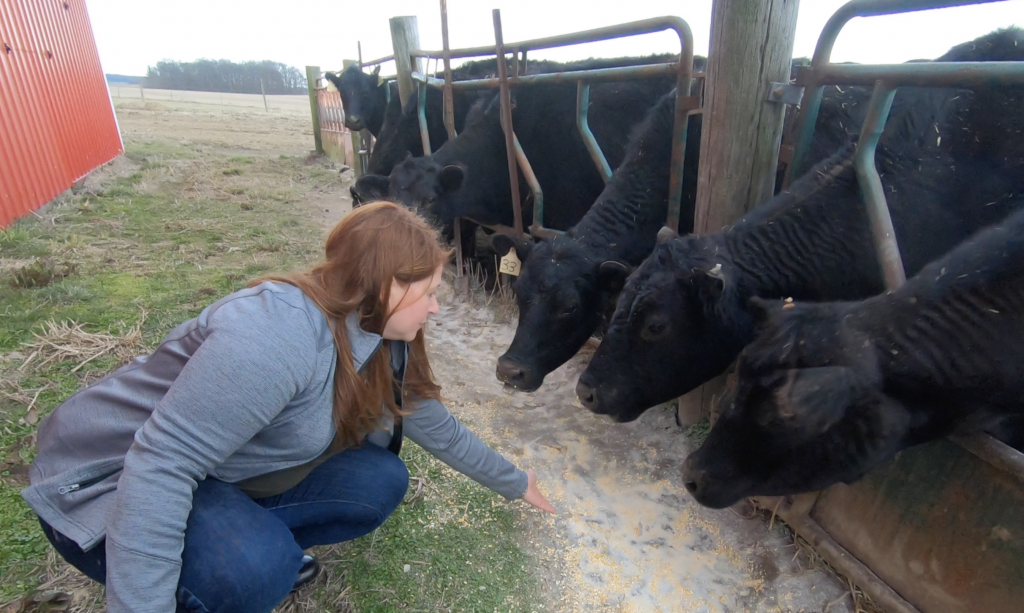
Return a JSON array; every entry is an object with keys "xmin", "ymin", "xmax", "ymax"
[
  {"xmin": 950, "ymin": 434, "xmax": 1024, "ymax": 483},
  {"xmin": 513, "ymin": 134, "xmax": 553, "ymax": 238},
  {"xmin": 417, "ymin": 81, "xmax": 432, "ymax": 156},
  {"xmin": 576, "ymin": 82, "xmax": 613, "ymax": 183},
  {"xmin": 412, "ymin": 15, "xmax": 693, "ymax": 61},
  {"xmin": 815, "ymin": 61, "xmax": 1024, "ymax": 87},
  {"xmin": 414, "ymin": 62, "xmax": 678, "ymax": 90},
  {"xmin": 362, "ymin": 54, "xmax": 395, "ymax": 67},
  {"xmin": 854, "ymin": 81, "xmax": 906, "ymax": 290},
  {"xmin": 785, "ymin": 0, "xmax": 1013, "ymax": 185},
  {"xmin": 441, "ymin": 0, "xmax": 457, "ymax": 142},
  {"xmin": 493, "ymin": 9, "xmax": 524, "ymax": 236}
]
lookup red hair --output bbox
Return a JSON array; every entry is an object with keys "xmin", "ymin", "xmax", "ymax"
[{"xmin": 254, "ymin": 201, "xmax": 451, "ymax": 449}]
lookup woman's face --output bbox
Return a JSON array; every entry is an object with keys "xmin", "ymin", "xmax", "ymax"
[{"xmin": 383, "ymin": 264, "xmax": 443, "ymax": 342}]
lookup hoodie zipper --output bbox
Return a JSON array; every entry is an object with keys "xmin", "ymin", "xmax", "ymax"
[{"xmin": 59, "ymin": 471, "xmax": 118, "ymax": 495}]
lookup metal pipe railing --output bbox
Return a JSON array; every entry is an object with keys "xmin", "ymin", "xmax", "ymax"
[
  {"xmin": 409, "ymin": 15, "xmax": 697, "ymax": 237},
  {"xmin": 784, "ymin": 0, "xmax": 1015, "ymax": 185},
  {"xmin": 493, "ymin": 10, "xmax": 525, "ymax": 235},
  {"xmin": 853, "ymin": 81, "xmax": 905, "ymax": 290},
  {"xmin": 576, "ymin": 83, "xmax": 613, "ymax": 184},
  {"xmin": 411, "ymin": 15, "xmax": 692, "ymax": 61},
  {"xmin": 417, "ymin": 82, "xmax": 432, "ymax": 156}
]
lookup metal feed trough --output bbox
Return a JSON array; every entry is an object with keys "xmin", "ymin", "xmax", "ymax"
[
  {"xmin": 763, "ymin": 1, "xmax": 1024, "ymax": 612},
  {"xmin": 407, "ymin": 11, "xmax": 703, "ymax": 243}
]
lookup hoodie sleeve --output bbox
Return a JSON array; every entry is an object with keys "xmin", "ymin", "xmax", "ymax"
[
  {"xmin": 402, "ymin": 397, "xmax": 528, "ymax": 500},
  {"xmin": 103, "ymin": 289, "xmax": 317, "ymax": 613}
]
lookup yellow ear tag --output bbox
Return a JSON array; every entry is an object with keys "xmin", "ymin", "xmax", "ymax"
[
  {"xmin": 325, "ymin": 79, "xmax": 338, "ymax": 93},
  {"xmin": 499, "ymin": 247, "xmax": 521, "ymax": 276},
  {"xmin": 378, "ymin": 73, "xmax": 386, "ymax": 87}
]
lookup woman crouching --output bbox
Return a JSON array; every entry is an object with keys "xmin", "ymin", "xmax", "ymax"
[{"xmin": 21, "ymin": 201, "xmax": 553, "ymax": 613}]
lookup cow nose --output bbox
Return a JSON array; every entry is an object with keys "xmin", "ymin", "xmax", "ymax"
[
  {"xmin": 496, "ymin": 357, "xmax": 524, "ymax": 384},
  {"xmin": 576, "ymin": 380, "xmax": 598, "ymax": 411},
  {"xmin": 347, "ymin": 114, "xmax": 362, "ymax": 127},
  {"xmin": 681, "ymin": 457, "xmax": 705, "ymax": 498}
]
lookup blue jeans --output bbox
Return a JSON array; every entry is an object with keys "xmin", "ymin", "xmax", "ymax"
[{"xmin": 39, "ymin": 443, "xmax": 409, "ymax": 613}]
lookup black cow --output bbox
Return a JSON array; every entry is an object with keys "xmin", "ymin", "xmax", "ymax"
[
  {"xmin": 577, "ymin": 28, "xmax": 1024, "ymax": 422},
  {"xmin": 325, "ymin": 59, "xmax": 509, "ymax": 139},
  {"xmin": 354, "ymin": 59, "xmax": 689, "ymax": 234},
  {"xmin": 357, "ymin": 54, "xmax": 679, "ymax": 181},
  {"xmin": 682, "ymin": 205, "xmax": 1024, "ymax": 509},
  {"xmin": 324, "ymin": 66, "xmax": 394, "ymax": 136},
  {"xmin": 491, "ymin": 90, "xmax": 701, "ymax": 391},
  {"xmin": 491, "ymin": 60, "xmax": 878, "ymax": 393}
]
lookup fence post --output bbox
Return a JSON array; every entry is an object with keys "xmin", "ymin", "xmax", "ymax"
[
  {"xmin": 678, "ymin": 0, "xmax": 800, "ymax": 426},
  {"xmin": 306, "ymin": 65, "xmax": 324, "ymax": 154},
  {"xmin": 138, "ymin": 83, "xmax": 145, "ymax": 102},
  {"xmin": 260, "ymin": 77, "xmax": 269, "ymax": 112},
  {"xmin": 389, "ymin": 16, "xmax": 422, "ymax": 107}
]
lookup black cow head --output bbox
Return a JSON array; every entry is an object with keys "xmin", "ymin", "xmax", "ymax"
[
  {"xmin": 386, "ymin": 153, "xmax": 466, "ymax": 226},
  {"xmin": 681, "ymin": 299, "xmax": 907, "ymax": 508},
  {"xmin": 351, "ymin": 174, "xmax": 391, "ymax": 207},
  {"xmin": 576, "ymin": 236, "xmax": 754, "ymax": 422},
  {"xmin": 494, "ymin": 234, "xmax": 632, "ymax": 392},
  {"xmin": 326, "ymin": 65, "xmax": 381, "ymax": 133}
]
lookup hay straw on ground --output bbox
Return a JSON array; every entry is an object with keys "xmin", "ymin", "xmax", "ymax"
[{"xmin": 18, "ymin": 314, "xmax": 146, "ymax": 374}]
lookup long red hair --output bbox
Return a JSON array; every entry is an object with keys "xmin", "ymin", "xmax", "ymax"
[{"xmin": 254, "ymin": 201, "xmax": 451, "ymax": 449}]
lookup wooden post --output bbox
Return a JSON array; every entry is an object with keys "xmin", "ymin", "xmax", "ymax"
[
  {"xmin": 306, "ymin": 65, "xmax": 323, "ymax": 154},
  {"xmin": 389, "ymin": 16, "xmax": 422, "ymax": 107},
  {"xmin": 139, "ymin": 83, "xmax": 145, "ymax": 102},
  {"xmin": 679, "ymin": 0, "xmax": 800, "ymax": 426},
  {"xmin": 260, "ymin": 77, "xmax": 269, "ymax": 112}
]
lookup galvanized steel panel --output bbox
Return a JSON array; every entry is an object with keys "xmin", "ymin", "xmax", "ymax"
[{"xmin": 0, "ymin": 0, "xmax": 122, "ymax": 227}]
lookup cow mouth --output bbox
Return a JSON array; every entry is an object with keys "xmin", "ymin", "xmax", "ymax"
[{"xmin": 495, "ymin": 357, "xmax": 544, "ymax": 392}]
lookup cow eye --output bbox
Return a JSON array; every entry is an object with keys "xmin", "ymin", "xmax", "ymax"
[
  {"xmin": 561, "ymin": 304, "xmax": 578, "ymax": 317},
  {"xmin": 642, "ymin": 320, "xmax": 666, "ymax": 340}
]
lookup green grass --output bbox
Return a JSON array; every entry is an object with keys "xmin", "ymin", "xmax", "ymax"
[
  {"xmin": 0, "ymin": 132, "xmax": 540, "ymax": 611},
  {"xmin": 316, "ymin": 444, "xmax": 539, "ymax": 612}
]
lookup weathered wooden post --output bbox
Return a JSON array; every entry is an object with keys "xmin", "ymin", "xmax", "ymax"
[
  {"xmin": 260, "ymin": 77, "xmax": 269, "ymax": 112},
  {"xmin": 389, "ymin": 16, "xmax": 422, "ymax": 107},
  {"xmin": 677, "ymin": 0, "xmax": 800, "ymax": 426},
  {"xmin": 305, "ymin": 65, "xmax": 323, "ymax": 155}
]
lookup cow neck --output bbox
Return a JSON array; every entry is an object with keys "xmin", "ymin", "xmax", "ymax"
[{"xmin": 723, "ymin": 160, "xmax": 879, "ymax": 302}]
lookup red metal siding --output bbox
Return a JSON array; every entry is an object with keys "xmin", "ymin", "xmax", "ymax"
[{"xmin": 0, "ymin": 0, "xmax": 122, "ymax": 227}]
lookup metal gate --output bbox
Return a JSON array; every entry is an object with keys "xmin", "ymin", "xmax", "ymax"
[{"xmin": 764, "ymin": 2, "xmax": 1024, "ymax": 612}]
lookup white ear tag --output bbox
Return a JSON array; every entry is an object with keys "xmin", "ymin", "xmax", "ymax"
[{"xmin": 499, "ymin": 247, "xmax": 521, "ymax": 276}]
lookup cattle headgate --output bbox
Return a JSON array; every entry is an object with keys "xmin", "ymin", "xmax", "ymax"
[
  {"xmin": 764, "ymin": 2, "xmax": 1024, "ymax": 612},
  {"xmin": 330, "ymin": 1, "xmax": 1024, "ymax": 611}
]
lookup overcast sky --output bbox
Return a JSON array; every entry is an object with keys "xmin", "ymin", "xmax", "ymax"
[{"xmin": 88, "ymin": 0, "xmax": 1022, "ymax": 76}]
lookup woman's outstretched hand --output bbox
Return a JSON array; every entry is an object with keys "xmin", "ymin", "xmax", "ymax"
[{"xmin": 523, "ymin": 469, "xmax": 556, "ymax": 514}]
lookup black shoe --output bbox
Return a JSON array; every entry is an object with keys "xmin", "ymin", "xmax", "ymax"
[{"xmin": 291, "ymin": 555, "xmax": 321, "ymax": 593}]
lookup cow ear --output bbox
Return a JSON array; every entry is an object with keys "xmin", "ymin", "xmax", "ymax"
[
  {"xmin": 692, "ymin": 263, "xmax": 727, "ymax": 302},
  {"xmin": 747, "ymin": 296, "xmax": 786, "ymax": 332},
  {"xmin": 656, "ymin": 225, "xmax": 678, "ymax": 245},
  {"xmin": 598, "ymin": 261, "xmax": 634, "ymax": 293},
  {"xmin": 775, "ymin": 367, "xmax": 870, "ymax": 435},
  {"xmin": 352, "ymin": 174, "xmax": 391, "ymax": 204},
  {"xmin": 399, "ymin": 150, "xmax": 413, "ymax": 164},
  {"xmin": 438, "ymin": 165, "xmax": 465, "ymax": 194},
  {"xmin": 491, "ymin": 232, "xmax": 534, "ymax": 262},
  {"xmin": 371, "ymin": 65, "xmax": 381, "ymax": 77}
]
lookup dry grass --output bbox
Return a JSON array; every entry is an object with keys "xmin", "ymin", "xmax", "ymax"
[
  {"xmin": 18, "ymin": 316, "xmax": 145, "ymax": 375},
  {"xmin": 465, "ymin": 258, "xmax": 517, "ymax": 323},
  {"xmin": 759, "ymin": 508, "xmax": 887, "ymax": 613}
]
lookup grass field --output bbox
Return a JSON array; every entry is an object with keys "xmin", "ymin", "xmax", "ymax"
[{"xmin": 0, "ymin": 104, "xmax": 541, "ymax": 613}]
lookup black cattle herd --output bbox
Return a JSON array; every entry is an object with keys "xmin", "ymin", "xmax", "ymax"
[{"xmin": 330, "ymin": 27, "xmax": 1024, "ymax": 509}]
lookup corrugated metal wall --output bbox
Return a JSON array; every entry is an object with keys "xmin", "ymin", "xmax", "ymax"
[{"xmin": 0, "ymin": 0, "xmax": 123, "ymax": 228}]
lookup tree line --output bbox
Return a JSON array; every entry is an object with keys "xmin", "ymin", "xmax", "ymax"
[{"xmin": 144, "ymin": 60, "xmax": 307, "ymax": 94}]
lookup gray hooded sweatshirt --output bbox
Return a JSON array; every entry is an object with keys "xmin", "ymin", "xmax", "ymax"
[{"xmin": 21, "ymin": 282, "xmax": 527, "ymax": 613}]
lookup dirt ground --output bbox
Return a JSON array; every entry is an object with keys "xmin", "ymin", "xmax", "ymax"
[{"xmin": 25, "ymin": 99, "xmax": 859, "ymax": 612}]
